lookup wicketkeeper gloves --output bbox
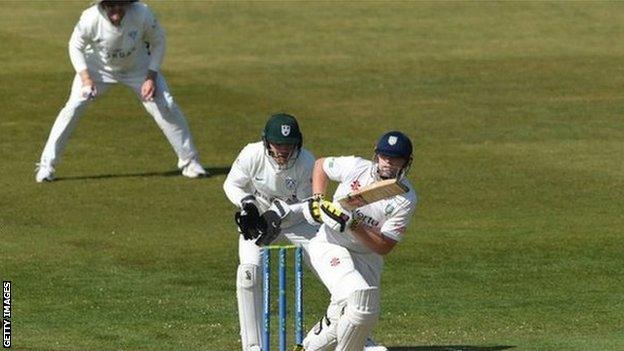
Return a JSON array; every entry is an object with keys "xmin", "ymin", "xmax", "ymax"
[
  {"xmin": 255, "ymin": 210, "xmax": 282, "ymax": 246},
  {"xmin": 254, "ymin": 199, "xmax": 291, "ymax": 246},
  {"xmin": 235, "ymin": 198, "xmax": 288, "ymax": 245},
  {"xmin": 234, "ymin": 198, "xmax": 261, "ymax": 240}
]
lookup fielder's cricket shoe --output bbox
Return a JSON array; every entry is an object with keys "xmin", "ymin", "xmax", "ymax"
[
  {"xmin": 364, "ymin": 337, "xmax": 388, "ymax": 351},
  {"xmin": 35, "ymin": 164, "xmax": 55, "ymax": 183},
  {"xmin": 181, "ymin": 159, "xmax": 208, "ymax": 178}
]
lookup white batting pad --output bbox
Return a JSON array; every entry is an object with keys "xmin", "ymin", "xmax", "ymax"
[
  {"xmin": 236, "ymin": 264, "xmax": 263, "ymax": 351},
  {"xmin": 302, "ymin": 314, "xmax": 337, "ymax": 351},
  {"xmin": 302, "ymin": 300, "xmax": 345, "ymax": 351},
  {"xmin": 335, "ymin": 287, "xmax": 380, "ymax": 351}
]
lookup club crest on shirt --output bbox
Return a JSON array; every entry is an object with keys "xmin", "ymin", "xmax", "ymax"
[
  {"xmin": 281, "ymin": 125, "xmax": 291, "ymax": 136},
  {"xmin": 284, "ymin": 176, "xmax": 297, "ymax": 191}
]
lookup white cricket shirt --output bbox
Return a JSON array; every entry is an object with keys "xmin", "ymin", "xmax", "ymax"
[
  {"xmin": 68, "ymin": 3, "xmax": 165, "ymax": 81},
  {"xmin": 223, "ymin": 142, "xmax": 315, "ymax": 213},
  {"xmin": 320, "ymin": 156, "xmax": 418, "ymax": 253}
]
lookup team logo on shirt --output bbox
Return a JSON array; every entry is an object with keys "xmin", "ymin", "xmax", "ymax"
[
  {"xmin": 105, "ymin": 46, "xmax": 137, "ymax": 59},
  {"xmin": 388, "ymin": 136, "xmax": 398, "ymax": 145},
  {"xmin": 284, "ymin": 177, "xmax": 297, "ymax": 191},
  {"xmin": 352, "ymin": 210, "xmax": 379, "ymax": 228},
  {"xmin": 281, "ymin": 125, "xmax": 291, "ymax": 136},
  {"xmin": 350, "ymin": 180, "xmax": 361, "ymax": 191},
  {"xmin": 330, "ymin": 257, "xmax": 341, "ymax": 267}
]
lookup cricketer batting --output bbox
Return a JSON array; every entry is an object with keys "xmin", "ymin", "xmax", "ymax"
[{"xmin": 301, "ymin": 131, "xmax": 418, "ymax": 351}]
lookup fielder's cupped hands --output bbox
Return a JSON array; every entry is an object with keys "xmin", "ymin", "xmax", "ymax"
[
  {"xmin": 80, "ymin": 76, "xmax": 97, "ymax": 100},
  {"xmin": 141, "ymin": 77, "xmax": 156, "ymax": 101}
]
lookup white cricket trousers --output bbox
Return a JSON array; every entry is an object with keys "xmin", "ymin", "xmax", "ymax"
[
  {"xmin": 236, "ymin": 221, "xmax": 318, "ymax": 351},
  {"xmin": 38, "ymin": 73, "xmax": 200, "ymax": 168},
  {"xmin": 308, "ymin": 236, "xmax": 383, "ymax": 303}
]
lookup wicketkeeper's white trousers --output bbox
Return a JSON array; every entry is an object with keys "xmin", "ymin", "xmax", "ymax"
[
  {"xmin": 236, "ymin": 221, "xmax": 319, "ymax": 351},
  {"xmin": 38, "ymin": 73, "xmax": 200, "ymax": 169}
]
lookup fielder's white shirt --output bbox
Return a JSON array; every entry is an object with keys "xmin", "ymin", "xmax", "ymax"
[
  {"xmin": 320, "ymin": 156, "xmax": 418, "ymax": 253},
  {"xmin": 69, "ymin": 3, "xmax": 165, "ymax": 82},
  {"xmin": 223, "ymin": 142, "xmax": 315, "ymax": 214}
]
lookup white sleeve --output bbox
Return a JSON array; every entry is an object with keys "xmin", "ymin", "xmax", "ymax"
[
  {"xmin": 142, "ymin": 6, "xmax": 165, "ymax": 72},
  {"xmin": 322, "ymin": 156, "xmax": 359, "ymax": 183},
  {"xmin": 68, "ymin": 16, "xmax": 91, "ymax": 73},
  {"xmin": 223, "ymin": 146, "xmax": 255, "ymax": 207},
  {"xmin": 379, "ymin": 199, "xmax": 417, "ymax": 242}
]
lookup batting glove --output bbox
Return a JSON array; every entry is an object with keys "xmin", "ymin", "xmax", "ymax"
[
  {"xmin": 302, "ymin": 194, "xmax": 323, "ymax": 225},
  {"xmin": 319, "ymin": 200, "xmax": 350, "ymax": 233}
]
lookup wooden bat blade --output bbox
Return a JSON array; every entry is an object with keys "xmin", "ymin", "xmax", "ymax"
[{"xmin": 337, "ymin": 178, "xmax": 409, "ymax": 210}]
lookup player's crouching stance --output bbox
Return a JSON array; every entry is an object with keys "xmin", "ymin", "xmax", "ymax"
[
  {"xmin": 223, "ymin": 113, "xmax": 319, "ymax": 351},
  {"xmin": 35, "ymin": 0, "xmax": 206, "ymax": 182},
  {"xmin": 301, "ymin": 131, "xmax": 418, "ymax": 351}
]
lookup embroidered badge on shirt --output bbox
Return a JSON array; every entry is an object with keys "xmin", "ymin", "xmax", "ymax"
[{"xmin": 284, "ymin": 176, "xmax": 297, "ymax": 191}]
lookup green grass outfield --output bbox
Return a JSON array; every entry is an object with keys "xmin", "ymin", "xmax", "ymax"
[{"xmin": 1, "ymin": 1, "xmax": 623, "ymax": 350}]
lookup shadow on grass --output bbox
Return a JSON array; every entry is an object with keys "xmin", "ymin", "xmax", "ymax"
[
  {"xmin": 388, "ymin": 346, "xmax": 515, "ymax": 351},
  {"xmin": 55, "ymin": 166, "xmax": 231, "ymax": 181}
]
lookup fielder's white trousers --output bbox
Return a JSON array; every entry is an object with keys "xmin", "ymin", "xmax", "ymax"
[{"xmin": 38, "ymin": 73, "xmax": 200, "ymax": 169}]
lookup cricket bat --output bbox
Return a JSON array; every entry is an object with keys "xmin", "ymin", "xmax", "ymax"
[{"xmin": 337, "ymin": 178, "xmax": 409, "ymax": 211}]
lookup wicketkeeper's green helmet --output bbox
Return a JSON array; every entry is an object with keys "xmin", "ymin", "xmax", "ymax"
[
  {"xmin": 262, "ymin": 113, "xmax": 303, "ymax": 170},
  {"xmin": 262, "ymin": 113, "xmax": 303, "ymax": 147}
]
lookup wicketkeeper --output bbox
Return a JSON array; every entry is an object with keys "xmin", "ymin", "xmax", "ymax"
[
  {"xmin": 35, "ymin": 0, "xmax": 206, "ymax": 182},
  {"xmin": 301, "ymin": 131, "xmax": 418, "ymax": 351},
  {"xmin": 223, "ymin": 113, "xmax": 320, "ymax": 351}
]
